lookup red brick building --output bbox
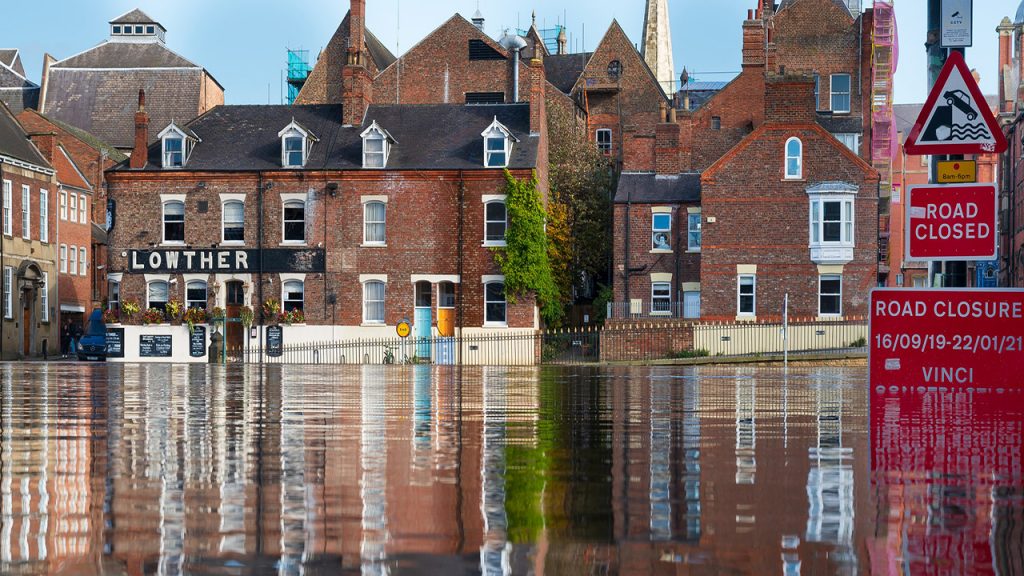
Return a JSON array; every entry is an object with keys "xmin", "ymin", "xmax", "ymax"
[
  {"xmin": 105, "ymin": 1, "xmax": 547, "ymax": 357},
  {"xmin": 998, "ymin": 9, "xmax": 1024, "ymax": 287}
]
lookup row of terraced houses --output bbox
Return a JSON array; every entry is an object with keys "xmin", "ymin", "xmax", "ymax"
[{"xmin": 1, "ymin": 0, "xmax": 1019, "ymax": 360}]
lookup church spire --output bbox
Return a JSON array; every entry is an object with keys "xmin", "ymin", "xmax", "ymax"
[{"xmin": 642, "ymin": 0, "xmax": 675, "ymax": 94}]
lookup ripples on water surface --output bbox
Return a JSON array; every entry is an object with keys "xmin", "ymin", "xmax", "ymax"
[{"xmin": 0, "ymin": 363, "xmax": 1020, "ymax": 575}]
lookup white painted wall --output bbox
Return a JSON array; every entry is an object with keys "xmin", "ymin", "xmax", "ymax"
[{"xmin": 107, "ymin": 324, "xmax": 209, "ymax": 364}]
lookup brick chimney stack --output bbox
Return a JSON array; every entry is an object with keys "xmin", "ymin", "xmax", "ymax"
[
  {"xmin": 742, "ymin": 9, "xmax": 766, "ymax": 69},
  {"xmin": 998, "ymin": 18, "xmax": 1014, "ymax": 114},
  {"xmin": 130, "ymin": 89, "xmax": 149, "ymax": 169},
  {"xmin": 528, "ymin": 56, "xmax": 546, "ymax": 135},
  {"xmin": 765, "ymin": 74, "xmax": 816, "ymax": 124},
  {"xmin": 342, "ymin": 0, "xmax": 373, "ymax": 126},
  {"xmin": 27, "ymin": 132, "xmax": 58, "ymax": 163}
]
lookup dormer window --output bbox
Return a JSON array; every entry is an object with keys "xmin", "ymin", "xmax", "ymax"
[
  {"xmin": 360, "ymin": 121, "xmax": 396, "ymax": 169},
  {"xmin": 157, "ymin": 122, "xmax": 199, "ymax": 169},
  {"xmin": 278, "ymin": 120, "xmax": 318, "ymax": 169},
  {"xmin": 481, "ymin": 117, "xmax": 518, "ymax": 168}
]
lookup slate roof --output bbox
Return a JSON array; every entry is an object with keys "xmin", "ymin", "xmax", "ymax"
[
  {"xmin": 614, "ymin": 172, "xmax": 701, "ymax": 204},
  {"xmin": 116, "ymin": 103, "xmax": 538, "ymax": 172},
  {"xmin": 0, "ymin": 102, "xmax": 51, "ymax": 169},
  {"xmin": 43, "ymin": 67, "xmax": 209, "ymax": 149},
  {"xmin": 0, "ymin": 50, "xmax": 25, "ymax": 76},
  {"xmin": 544, "ymin": 53, "xmax": 592, "ymax": 94},
  {"xmin": 0, "ymin": 89, "xmax": 40, "ymax": 115},
  {"xmin": 110, "ymin": 8, "xmax": 162, "ymax": 26},
  {"xmin": 816, "ymin": 113, "xmax": 863, "ymax": 134},
  {"xmin": 365, "ymin": 30, "xmax": 397, "ymax": 71},
  {"xmin": 55, "ymin": 41, "xmax": 198, "ymax": 69}
]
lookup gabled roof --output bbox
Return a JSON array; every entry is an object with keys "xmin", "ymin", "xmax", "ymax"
[
  {"xmin": 116, "ymin": 103, "xmax": 538, "ymax": 173},
  {"xmin": 277, "ymin": 119, "xmax": 318, "ymax": 141},
  {"xmin": 293, "ymin": 12, "xmax": 395, "ymax": 105},
  {"xmin": 778, "ymin": 0, "xmax": 857, "ymax": 17},
  {"xmin": 53, "ymin": 41, "xmax": 199, "ymax": 69},
  {"xmin": 0, "ymin": 102, "xmax": 51, "ymax": 170},
  {"xmin": 614, "ymin": 172, "xmax": 701, "ymax": 204},
  {"xmin": 0, "ymin": 50, "xmax": 25, "ymax": 77},
  {"xmin": 17, "ymin": 109, "xmax": 127, "ymax": 162},
  {"xmin": 53, "ymin": 145, "xmax": 93, "ymax": 191},
  {"xmin": 110, "ymin": 8, "xmax": 162, "ymax": 27},
  {"xmin": 584, "ymin": 20, "xmax": 669, "ymax": 102},
  {"xmin": 544, "ymin": 53, "xmax": 592, "ymax": 94},
  {"xmin": 360, "ymin": 120, "xmax": 397, "ymax": 144},
  {"xmin": 158, "ymin": 121, "xmax": 200, "ymax": 142}
]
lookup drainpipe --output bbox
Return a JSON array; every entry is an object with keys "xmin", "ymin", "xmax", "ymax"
[
  {"xmin": 257, "ymin": 172, "xmax": 266, "ymax": 347},
  {"xmin": 674, "ymin": 206, "xmax": 681, "ymax": 317},
  {"xmin": 456, "ymin": 172, "xmax": 465, "ymax": 365}
]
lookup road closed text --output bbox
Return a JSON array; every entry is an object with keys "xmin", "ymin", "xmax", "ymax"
[{"xmin": 912, "ymin": 202, "xmax": 991, "ymax": 241}]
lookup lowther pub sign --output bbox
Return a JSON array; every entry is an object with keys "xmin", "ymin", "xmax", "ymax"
[{"xmin": 129, "ymin": 248, "xmax": 326, "ymax": 273}]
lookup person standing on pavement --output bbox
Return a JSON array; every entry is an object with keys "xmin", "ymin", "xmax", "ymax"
[{"xmin": 61, "ymin": 319, "xmax": 71, "ymax": 358}]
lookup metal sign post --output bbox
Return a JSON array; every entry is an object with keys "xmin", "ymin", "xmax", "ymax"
[{"xmin": 782, "ymin": 293, "xmax": 789, "ymax": 371}]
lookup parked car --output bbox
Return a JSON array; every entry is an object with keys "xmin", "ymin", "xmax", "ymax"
[{"xmin": 77, "ymin": 309, "xmax": 107, "ymax": 361}]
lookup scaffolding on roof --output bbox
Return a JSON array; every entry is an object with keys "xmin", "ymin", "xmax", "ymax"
[
  {"xmin": 517, "ymin": 25, "xmax": 565, "ymax": 54},
  {"xmin": 286, "ymin": 49, "xmax": 312, "ymax": 105},
  {"xmin": 871, "ymin": 1, "xmax": 898, "ymax": 280}
]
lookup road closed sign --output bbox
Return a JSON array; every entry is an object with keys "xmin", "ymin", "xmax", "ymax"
[
  {"xmin": 905, "ymin": 183, "xmax": 996, "ymax": 261},
  {"xmin": 870, "ymin": 289, "xmax": 1024, "ymax": 388}
]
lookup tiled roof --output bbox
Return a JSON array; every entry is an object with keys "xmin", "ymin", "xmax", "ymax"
[
  {"xmin": 544, "ymin": 53, "xmax": 592, "ymax": 94},
  {"xmin": 614, "ymin": 172, "xmax": 701, "ymax": 204},
  {"xmin": 110, "ymin": 9, "xmax": 160, "ymax": 25},
  {"xmin": 0, "ymin": 102, "xmax": 50, "ymax": 169},
  {"xmin": 117, "ymin": 103, "xmax": 538, "ymax": 172},
  {"xmin": 43, "ymin": 67, "xmax": 207, "ymax": 148},
  {"xmin": 366, "ymin": 30, "xmax": 397, "ymax": 72},
  {"xmin": 0, "ymin": 89, "xmax": 39, "ymax": 115},
  {"xmin": 53, "ymin": 146, "xmax": 93, "ymax": 190},
  {"xmin": 54, "ymin": 41, "xmax": 198, "ymax": 69}
]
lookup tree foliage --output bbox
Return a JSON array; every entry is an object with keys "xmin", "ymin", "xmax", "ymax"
[
  {"xmin": 495, "ymin": 170, "xmax": 563, "ymax": 326},
  {"xmin": 546, "ymin": 96, "xmax": 614, "ymax": 310}
]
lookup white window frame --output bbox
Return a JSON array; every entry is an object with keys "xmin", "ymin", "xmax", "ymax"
[
  {"xmin": 162, "ymin": 200, "xmax": 185, "ymax": 244},
  {"xmin": 282, "ymin": 279, "xmax": 304, "ymax": 312},
  {"xmin": 59, "ymin": 244, "xmax": 67, "ymax": 274},
  {"xmin": 833, "ymin": 133, "xmax": 860, "ymax": 154},
  {"xmin": 652, "ymin": 212, "xmax": 672, "ymax": 251},
  {"xmin": 596, "ymin": 128, "xmax": 612, "ymax": 153},
  {"xmin": 39, "ymin": 189, "xmax": 48, "ymax": 243},
  {"xmin": 162, "ymin": 136, "xmax": 184, "ymax": 168},
  {"xmin": 282, "ymin": 199, "xmax": 306, "ymax": 244},
  {"xmin": 79, "ymin": 247, "xmax": 87, "ymax": 277},
  {"xmin": 818, "ymin": 274, "xmax": 842, "ymax": 317},
  {"xmin": 362, "ymin": 280, "xmax": 386, "ymax": 325},
  {"xmin": 830, "ymin": 73, "xmax": 851, "ymax": 114},
  {"xmin": 2, "ymin": 267, "xmax": 11, "ymax": 319},
  {"xmin": 483, "ymin": 198, "xmax": 508, "ymax": 247},
  {"xmin": 2, "ymin": 180, "xmax": 10, "ymax": 236},
  {"xmin": 737, "ymin": 274, "xmax": 756, "ymax": 317},
  {"xmin": 687, "ymin": 212, "xmax": 701, "ymax": 252},
  {"xmin": 108, "ymin": 278, "xmax": 121, "ymax": 311},
  {"xmin": 651, "ymin": 282, "xmax": 672, "ymax": 315},
  {"xmin": 222, "ymin": 199, "xmax": 245, "ymax": 244},
  {"xmin": 185, "ymin": 280, "xmax": 208, "ymax": 310},
  {"xmin": 363, "ymin": 201, "xmax": 386, "ymax": 245},
  {"xmin": 79, "ymin": 194, "xmax": 87, "ymax": 224},
  {"xmin": 809, "ymin": 196, "xmax": 855, "ymax": 247},
  {"xmin": 40, "ymin": 272, "xmax": 48, "ymax": 322},
  {"xmin": 282, "ymin": 135, "xmax": 304, "ymax": 168},
  {"xmin": 146, "ymin": 280, "xmax": 169, "ymax": 311},
  {"xmin": 361, "ymin": 122, "xmax": 393, "ymax": 169},
  {"xmin": 482, "ymin": 117, "xmax": 516, "ymax": 169},
  {"xmin": 21, "ymin": 184, "xmax": 30, "ymax": 240},
  {"xmin": 69, "ymin": 192, "xmax": 77, "ymax": 223},
  {"xmin": 683, "ymin": 291, "xmax": 701, "ymax": 319},
  {"xmin": 483, "ymin": 280, "xmax": 507, "ymax": 327},
  {"xmin": 69, "ymin": 244, "xmax": 77, "ymax": 277},
  {"xmin": 785, "ymin": 137, "xmax": 802, "ymax": 180},
  {"xmin": 158, "ymin": 123, "xmax": 196, "ymax": 169},
  {"xmin": 278, "ymin": 121, "xmax": 316, "ymax": 169},
  {"xmin": 60, "ymin": 190, "xmax": 67, "ymax": 220}
]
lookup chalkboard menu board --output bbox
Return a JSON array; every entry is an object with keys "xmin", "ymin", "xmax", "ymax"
[
  {"xmin": 190, "ymin": 326, "xmax": 207, "ymax": 358},
  {"xmin": 266, "ymin": 325, "xmax": 283, "ymax": 358},
  {"xmin": 139, "ymin": 334, "xmax": 173, "ymax": 358},
  {"xmin": 106, "ymin": 327, "xmax": 125, "ymax": 358}
]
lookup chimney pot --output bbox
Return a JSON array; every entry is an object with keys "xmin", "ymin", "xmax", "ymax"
[{"xmin": 130, "ymin": 89, "xmax": 149, "ymax": 169}]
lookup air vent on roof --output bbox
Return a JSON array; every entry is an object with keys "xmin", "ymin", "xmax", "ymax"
[
  {"xmin": 465, "ymin": 92, "xmax": 505, "ymax": 105},
  {"xmin": 469, "ymin": 39, "xmax": 505, "ymax": 61}
]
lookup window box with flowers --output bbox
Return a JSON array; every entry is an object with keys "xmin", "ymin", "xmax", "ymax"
[
  {"xmin": 102, "ymin": 308, "xmax": 122, "ymax": 326},
  {"xmin": 262, "ymin": 298, "xmax": 282, "ymax": 324},
  {"xmin": 182, "ymin": 307, "xmax": 208, "ymax": 334},
  {"xmin": 120, "ymin": 299, "xmax": 141, "ymax": 324},
  {"xmin": 140, "ymin": 308, "xmax": 167, "ymax": 325},
  {"xmin": 277, "ymin": 308, "xmax": 305, "ymax": 325}
]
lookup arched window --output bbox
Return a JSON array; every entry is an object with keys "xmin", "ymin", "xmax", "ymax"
[
  {"xmin": 283, "ymin": 280, "xmax": 304, "ymax": 312},
  {"xmin": 785, "ymin": 137, "xmax": 802, "ymax": 180},
  {"xmin": 363, "ymin": 280, "xmax": 385, "ymax": 324},
  {"xmin": 363, "ymin": 201, "xmax": 385, "ymax": 244},
  {"xmin": 147, "ymin": 280, "xmax": 169, "ymax": 312},
  {"xmin": 163, "ymin": 200, "xmax": 185, "ymax": 243},
  {"xmin": 438, "ymin": 282, "xmax": 456, "ymax": 309},
  {"xmin": 282, "ymin": 200, "xmax": 305, "ymax": 243},
  {"xmin": 186, "ymin": 280, "xmax": 208, "ymax": 310}
]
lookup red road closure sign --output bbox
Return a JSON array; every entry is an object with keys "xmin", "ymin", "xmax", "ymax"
[
  {"xmin": 904, "ymin": 51, "xmax": 1007, "ymax": 155},
  {"xmin": 870, "ymin": 289, "xmax": 1024, "ymax": 388},
  {"xmin": 905, "ymin": 183, "xmax": 997, "ymax": 261}
]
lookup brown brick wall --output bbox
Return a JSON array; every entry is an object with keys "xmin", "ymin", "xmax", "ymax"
[
  {"xmin": 612, "ymin": 202, "xmax": 701, "ymax": 307},
  {"xmin": 700, "ymin": 123, "xmax": 879, "ymax": 321},
  {"xmin": 598, "ymin": 320, "xmax": 693, "ymax": 362}
]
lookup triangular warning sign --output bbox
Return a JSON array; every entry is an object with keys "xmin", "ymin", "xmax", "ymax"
[{"xmin": 904, "ymin": 51, "xmax": 1007, "ymax": 156}]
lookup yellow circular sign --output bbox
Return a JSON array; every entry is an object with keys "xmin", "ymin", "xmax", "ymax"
[{"xmin": 396, "ymin": 321, "xmax": 411, "ymax": 338}]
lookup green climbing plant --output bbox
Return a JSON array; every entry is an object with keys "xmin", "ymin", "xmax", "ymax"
[{"xmin": 494, "ymin": 170, "xmax": 563, "ymax": 326}]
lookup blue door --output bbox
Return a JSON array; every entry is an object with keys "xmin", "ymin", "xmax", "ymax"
[{"xmin": 414, "ymin": 281, "xmax": 432, "ymax": 359}]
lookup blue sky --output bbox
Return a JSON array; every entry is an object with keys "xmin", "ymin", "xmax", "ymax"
[{"xmin": 0, "ymin": 1, "xmax": 1010, "ymax": 105}]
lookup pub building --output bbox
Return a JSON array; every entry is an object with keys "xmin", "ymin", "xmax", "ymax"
[{"xmin": 104, "ymin": 79, "xmax": 547, "ymax": 355}]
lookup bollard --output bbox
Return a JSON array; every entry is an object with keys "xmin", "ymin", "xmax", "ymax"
[{"xmin": 209, "ymin": 330, "xmax": 224, "ymax": 363}]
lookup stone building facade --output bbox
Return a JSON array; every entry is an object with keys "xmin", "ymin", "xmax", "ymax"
[{"xmin": 0, "ymin": 103, "xmax": 58, "ymax": 359}]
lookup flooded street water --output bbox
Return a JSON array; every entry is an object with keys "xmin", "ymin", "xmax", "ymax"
[{"xmin": 0, "ymin": 363, "xmax": 1021, "ymax": 575}]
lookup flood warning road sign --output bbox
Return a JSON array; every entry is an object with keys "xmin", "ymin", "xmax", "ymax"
[{"xmin": 904, "ymin": 51, "xmax": 1007, "ymax": 156}]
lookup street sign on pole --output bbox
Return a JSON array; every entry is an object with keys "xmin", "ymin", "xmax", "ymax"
[
  {"xmin": 905, "ymin": 183, "xmax": 997, "ymax": 261},
  {"xmin": 904, "ymin": 51, "xmax": 1007, "ymax": 155},
  {"xmin": 869, "ymin": 288, "xmax": 1024, "ymax": 388},
  {"xmin": 936, "ymin": 159, "xmax": 977, "ymax": 183},
  {"xmin": 940, "ymin": 0, "xmax": 972, "ymax": 48}
]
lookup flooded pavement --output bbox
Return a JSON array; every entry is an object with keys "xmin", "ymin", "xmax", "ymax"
[{"xmin": 0, "ymin": 363, "xmax": 1021, "ymax": 575}]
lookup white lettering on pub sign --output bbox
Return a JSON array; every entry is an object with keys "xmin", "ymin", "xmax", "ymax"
[{"xmin": 131, "ymin": 250, "xmax": 250, "ymax": 272}]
